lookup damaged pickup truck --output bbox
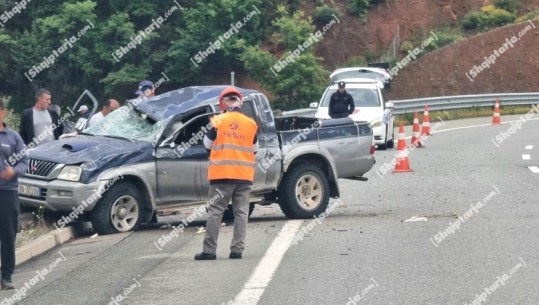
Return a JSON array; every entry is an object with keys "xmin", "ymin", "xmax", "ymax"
[{"xmin": 18, "ymin": 86, "xmax": 376, "ymax": 234}]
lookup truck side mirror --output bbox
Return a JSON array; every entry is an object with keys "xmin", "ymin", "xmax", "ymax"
[{"xmin": 309, "ymin": 102, "xmax": 318, "ymax": 109}]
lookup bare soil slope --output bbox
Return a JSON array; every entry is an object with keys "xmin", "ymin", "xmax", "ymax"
[{"xmin": 388, "ymin": 21, "xmax": 539, "ymax": 99}]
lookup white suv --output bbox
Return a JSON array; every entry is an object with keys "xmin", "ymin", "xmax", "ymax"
[{"xmin": 312, "ymin": 78, "xmax": 395, "ymax": 149}]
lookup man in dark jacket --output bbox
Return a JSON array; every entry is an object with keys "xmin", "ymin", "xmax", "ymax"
[
  {"xmin": 0, "ymin": 98, "xmax": 29, "ymax": 290},
  {"xmin": 19, "ymin": 89, "xmax": 64, "ymax": 146},
  {"xmin": 329, "ymin": 81, "xmax": 355, "ymax": 119}
]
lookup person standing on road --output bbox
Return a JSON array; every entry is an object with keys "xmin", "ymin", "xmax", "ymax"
[
  {"xmin": 0, "ymin": 99, "xmax": 29, "ymax": 290},
  {"xmin": 195, "ymin": 87, "xmax": 258, "ymax": 260},
  {"xmin": 87, "ymin": 99, "xmax": 120, "ymax": 128},
  {"xmin": 19, "ymin": 89, "xmax": 64, "ymax": 145},
  {"xmin": 329, "ymin": 81, "xmax": 355, "ymax": 119}
]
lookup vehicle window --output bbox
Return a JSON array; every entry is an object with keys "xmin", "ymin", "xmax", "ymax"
[
  {"xmin": 85, "ymin": 106, "xmax": 163, "ymax": 142},
  {"xmin": 320, "ymin": 88, "xmax": 380, "ymax": 107},
  {"xmin": 241, "ymin": 100, "xmax": 263, "ymax": 134},
  {"xmin": 174, "ymin": 116, "xmax": 211, "ymax": 146},
  {"xmin": 172, "ymin": 115, "xmax": 211, "ymax": 160}
]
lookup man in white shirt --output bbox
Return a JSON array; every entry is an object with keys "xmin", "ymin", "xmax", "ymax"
[{"xmin": 88, "ymin": 99, "xmax": 120, "ymax": 128}]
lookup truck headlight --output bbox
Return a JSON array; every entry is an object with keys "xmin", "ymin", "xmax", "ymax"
[
  {"xmin": 58, "ymin": 166, "xmax": 82, "ymax": 181},
  {"xmin": 370, "ymin": 119, "xmax": 383, "ymax": 128}
]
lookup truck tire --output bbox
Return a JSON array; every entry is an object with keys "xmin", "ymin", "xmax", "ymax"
[
  {"xmin": 278, "ymin": 163, "xmax": 330, "ymax": 219},
  {"xmin": 90, "ymin": 182, "xmax": 143, "ymax": 235}
]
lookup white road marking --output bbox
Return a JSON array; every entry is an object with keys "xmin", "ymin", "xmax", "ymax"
[
  {"xmin": 398, "ymin": 118, "xmax": 539, "ymax": 140},
  {"xmin": 233, "ymin": 220, "xmax": 304, "ymax": 305},
  {"xmin": 431, "ymin": 117, "xmax": 539, "ymax": 134},
  {"xmin": 525, "ymin": 145, "xmax": 534, "ymax": 150},
  {"xmin": 522, "ymin": 154, "xmax": 531, "ymax": 161},
  {"xmin": 529, "ymin": 166, "xmax": 539, "ymax": 174}
]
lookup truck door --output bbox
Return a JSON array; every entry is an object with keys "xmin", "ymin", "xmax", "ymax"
[{"xmin": 155, "ymin": 114, "xmax": 213, "ymax": 205}]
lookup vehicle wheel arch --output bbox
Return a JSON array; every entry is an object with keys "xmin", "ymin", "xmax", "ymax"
[
  {"xmin": 284, "ymin": 153, "xmax": 339, "ymax": 198},
  {"xmin": 116, "ymin": 175, "xmax": 154, "ymax": 222}
]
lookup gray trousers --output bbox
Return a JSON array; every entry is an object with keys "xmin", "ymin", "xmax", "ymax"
[{"xmin": 203, "ymin": 183, "xmax": 251, "ymax": 254}]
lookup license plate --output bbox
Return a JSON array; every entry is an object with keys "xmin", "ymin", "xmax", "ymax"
[{"xmin": 19, "ymin": 184, "xmax": 41, "ymax": 197}]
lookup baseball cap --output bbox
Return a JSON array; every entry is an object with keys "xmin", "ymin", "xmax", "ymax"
[
  {"xmin": 77, "ymin": 105, "xmax": 88, "ymax": 112},
  {"xmin": 135, "ymin": 80, "xmax": 155, "ymax": 95},
  {"xmin": 338, "ymin": 81, "xmax": 346, "ymax": 88}
]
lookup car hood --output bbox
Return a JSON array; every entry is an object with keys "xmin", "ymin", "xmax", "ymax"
[
  {"xmin": 27, "ymin": 135, "xmax": 154, "ymax": 182},
  {"xmin": 315, "ymin": 107, "xmax": 384, "ymax": 122}
]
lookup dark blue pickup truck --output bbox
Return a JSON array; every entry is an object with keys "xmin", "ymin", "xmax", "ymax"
[{"xmin": 19, "ymin": 86, "xmax": 376, "ymax": 234}]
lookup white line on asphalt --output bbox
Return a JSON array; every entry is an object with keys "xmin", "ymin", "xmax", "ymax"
[
  {"xmin": 431, "ymin": 117, "xmax": 539, "ymax": 134},
  {"xmin": 233, "ymin": 220, "xmax": 304, "ymax": 305},
  {"xmin": 525, "ymin": 145, "xmax": 534, "ymax": 150},
  {"xmin": 400, "ymin": 118, "xmax": 539, "ymax": 140},
  {"xmin": 529, "ymin": 166, "xmax": 539, "ymax": 174},
  {"xmin": 522, "ymin": 154, "xmax": 531, "ymax": 161}
]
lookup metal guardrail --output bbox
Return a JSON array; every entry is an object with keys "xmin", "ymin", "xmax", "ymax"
[
  {"xmin": 281, "ymin": 93, "xmax": 539, "ymax": 117},
  {"xmin": 390, "ymin": 93, "xmax": 539, "ymax": 114}
]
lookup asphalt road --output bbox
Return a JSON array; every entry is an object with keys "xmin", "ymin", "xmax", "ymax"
[{"xmin": 2, "ymin": 114, "xmax": 538, "ymax": 305}]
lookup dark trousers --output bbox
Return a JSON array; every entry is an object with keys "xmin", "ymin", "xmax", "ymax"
[
  {"xmin": 330, "ymin": 112, "xmax": 349, "ymax": 119},
  {"xmin": 0, "ymin": 190, "xmax": 19, "ymax": 280}
]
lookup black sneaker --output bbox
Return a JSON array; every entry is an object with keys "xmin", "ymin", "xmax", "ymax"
[
  {"xmin": 1, "ymin": 278, "xmax": 14, "ymax": 290},
  {"xmin": 229, "ymin": 252, "xmax": 242, "ymax": 259},
  {"xmin": 194, "ymin": 252, "xmax": 216, "ymax": 260}
]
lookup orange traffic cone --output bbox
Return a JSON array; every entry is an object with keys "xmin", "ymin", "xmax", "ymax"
[
  {"xmin": 410, "ymin": 112, "xmax": 423, "ymax": 148},
  {"xmin": 421, "ymin": 105, "xmax": 431, "ymax": 136},
  {"xmin": 393, "ymin": 123, "xmax": 413, "ymax": 173},
  {"xmin": 492, "ymin": 98, "xmax": 501, "ymax": 125}
]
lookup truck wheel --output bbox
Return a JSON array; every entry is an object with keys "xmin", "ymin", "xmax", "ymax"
[
  {"xmin": 90, "ymin": 182, "xmax": 143, "ymax": 235},
  {"xmin": 278, "ymin": 163, "xmax": 330, "ymax": 219}
]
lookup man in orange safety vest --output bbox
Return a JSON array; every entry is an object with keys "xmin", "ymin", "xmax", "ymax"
[{"xmin": 195, "ymin": 87, "xmax": 258, "ymax": 260}]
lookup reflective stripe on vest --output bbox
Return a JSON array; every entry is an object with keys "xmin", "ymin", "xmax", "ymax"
[{"xmin": 212, "ymin": 144, "xmax": 255, "ymax": 153}]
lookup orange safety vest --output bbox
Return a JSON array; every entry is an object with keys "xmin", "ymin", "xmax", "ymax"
[{"xmin": 208, "ymin": 111, "xmax": 257, "ymax": 181}]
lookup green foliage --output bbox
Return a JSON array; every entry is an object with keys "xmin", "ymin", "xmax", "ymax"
[
  {"xmin": 462, "ymin": 10, "xmax": 484, "ymax": 30},
  {"xmin": 515, "ymin": 10, "xmax": 539, "ymax": 22},
  {"xmin": 462, "ymin": 4, "xmax": 516, "ymax": 31},
  {"xmin": 272, "ymin": 7, "xmax": 315, "ymax": 49},
  {"xmin": 483, "ymin": 8, "xmax": 516, "ymax": 28},
  {"xmin": 431, "ymin": 30, "xmax": 464, "ymax": 48},
  {"xmin": 347, "ymin": 0, "xmax": 383, "ymax": 16},
  {"xmin": 2, "ymin": 97, "xmax": 21, "ymax": 130},
  {"xmin": 240, "ymin": 7, "xmax": 328, "ymax": 110},
  {"xmin": 314, "ymin": 5, "xmax": 340, "ymax": 24},
  {"xmin": 400, "ymin": 41, "xmax": 414, "ymax": 52},
  {"xmin": 348, "ymin": 0, "xmax": 370, "ymax": 16},
  {"xmin": 344, "ymin": 56, "xmax": 367, "ymax": 67},
  {"xmin": 493, "ymin": 0, "xmax": 520, "ymax": 14}
]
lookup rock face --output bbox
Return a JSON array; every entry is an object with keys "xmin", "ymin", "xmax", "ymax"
[{"xmin": 310, "ymin": 0, "xmax": 539, "ymax": 99}]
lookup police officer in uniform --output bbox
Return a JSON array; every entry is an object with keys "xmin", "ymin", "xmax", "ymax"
[{"xmin": 329, "ymin": 81, "xmax": 355, "ymax": 119}]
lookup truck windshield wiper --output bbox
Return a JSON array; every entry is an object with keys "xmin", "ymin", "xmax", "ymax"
[
  {"xmin": 77, "ymin": 131, "xmax": 94, "ymax": 136},
  {"xmin": 102, "ymin": 135, "xmax": 134, "ymax": 142}
]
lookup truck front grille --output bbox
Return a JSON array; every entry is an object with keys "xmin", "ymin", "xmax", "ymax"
[{"xmin": 27, "ymin": 159, "xmax": 58, "ymax": 177}]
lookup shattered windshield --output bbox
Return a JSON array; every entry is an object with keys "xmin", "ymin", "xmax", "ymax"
[{"xmin": 84, "ymin": 106, "xmax": 163, "ymax": 142}]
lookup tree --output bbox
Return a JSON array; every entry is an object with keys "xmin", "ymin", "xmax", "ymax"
[{"xmin": 240, "ymin": 6, "xmax": 328, "ymax": 110}]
